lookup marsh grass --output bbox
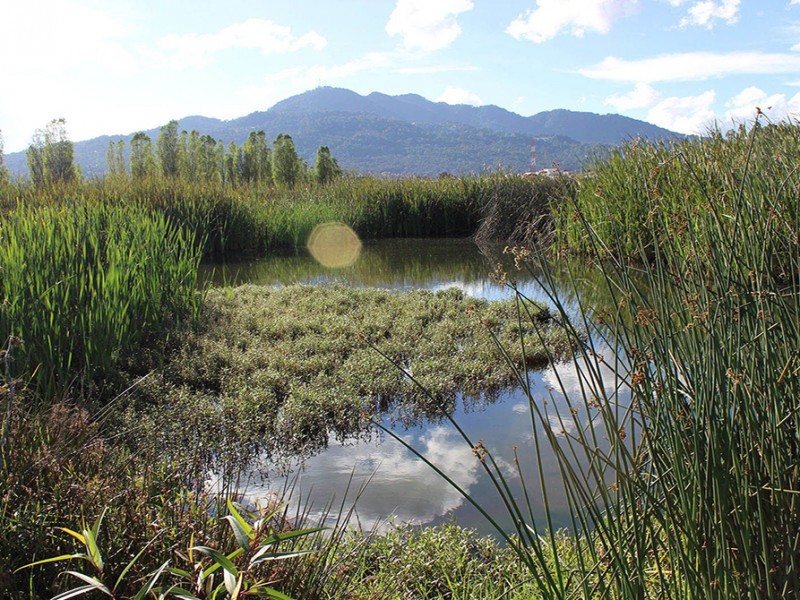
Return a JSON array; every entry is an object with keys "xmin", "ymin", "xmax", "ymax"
[
  {"xmin": 131, "ymin": 283, "xmax": 570, "ymax": 466},
  {"xmin": 0, "ymin": 203, "xmax": 203, "ymax": 399},
  {"xmin": 399, "ymin": 118, "xmax": 800, "ymax": 597}
]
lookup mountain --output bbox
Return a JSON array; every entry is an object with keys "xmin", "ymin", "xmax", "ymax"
[{"xmin": 4, "ymin": 87, "xmax": 682, "ymax": 177}]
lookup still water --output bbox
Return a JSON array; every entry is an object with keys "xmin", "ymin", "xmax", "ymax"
[{"xmin": 201, "ymin": 238, "xmax": 624, "ymax": 537}]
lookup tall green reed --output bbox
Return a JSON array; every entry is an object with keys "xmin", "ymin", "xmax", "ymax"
[
  {"xmin": 390, "ymin": 118, "xmax": 800, "ymax": 597},
  {"xmin": 0, "ymin": 202, "xmax": 202, "ymax": 399}
]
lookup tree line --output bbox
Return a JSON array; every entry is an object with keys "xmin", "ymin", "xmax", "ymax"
[{"xmin": 10, "ymin": 118, "xmax": 342, "ymax": 188}]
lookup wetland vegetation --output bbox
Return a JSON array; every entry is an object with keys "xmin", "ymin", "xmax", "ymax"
[{"xmin": 1, "ymin": 118, "xmax": 799, "ymax": 598}]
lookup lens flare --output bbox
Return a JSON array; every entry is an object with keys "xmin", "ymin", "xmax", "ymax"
[{"xmin": 307, "ymin": 222, "xmax": 362, "ymax": 268}]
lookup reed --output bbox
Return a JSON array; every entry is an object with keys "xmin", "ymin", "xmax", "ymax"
[
  {"xmin": 0, "ymin": 202, "xmax": 202, "ymax": 399},
  {"xmin": 397, "ymin": 118, "xmax": 800, "ymax": 597},
  {"xmin": 1, "ymin": 170, "xmax": 550, "ymax": 257}
]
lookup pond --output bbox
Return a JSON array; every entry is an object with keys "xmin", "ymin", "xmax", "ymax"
[{"xmin": 200, "ymin": 238, "xmax": 625, "ymax": 538}]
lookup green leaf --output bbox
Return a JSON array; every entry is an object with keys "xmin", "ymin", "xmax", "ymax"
[
  {"xmin": 191, "ymin": 546, "xmax": 239, "ymax": 577},
  {"xmin": 226, "ymin": 499, "xmax": 254, "ymax": 537},
  {"xmin": 131, "ymin": 559, "xmax": 170, "ymax": 600},
  {"xmin": 14, "ymin": 553, "xmax": 88, "ymax": 572},
  {"xmin": 61, "ymin": 571, "xmax": 112, "ymax": 597},
  {"xmin": 51, "ymin": 584, "xmax": 108, "ymax": 600},
  {"xmin": 222, "ymin": 515, "xmax": 251, "ymax": 553}
]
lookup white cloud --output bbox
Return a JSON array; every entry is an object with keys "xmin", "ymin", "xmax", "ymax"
[
  {"xmin": 0, "ymin": 1, "xmax": 139, "ymax": 151},
  {"xmin": 159, "ymin": 19, "xmax": 327, "ymax": 68},
  {"xmin": 580, "ymin": 51, "xmax": 800, "ymax": 82},
  {"xmin": 669, "ymin": 0, "xmax": 741, "ymax": 28},
  {"xmin": 605, "ymin": 82, "xmax": 661, "ymax": 110},
  {"xmin": 724, "ymin": 86, "xmax": 800, "ymax": 124},
  {"xmin": 437, "ymin": 86, "xmax": 483, "ymax": 105},
  {"xmin": 386, "ymin": 0, "xmax": 475, "ymax": 51},
  {"xmin": 645, "ymin": 90, "xmax": 717, "ymax": 134},
  {"xmin": 242, "ymin": 427, "xmax": 483, "ymax": 531},
  {"xmin": 506, "ymin": 0, "xmax": 638, "ymax": 43},
  {"xmin": 395, "ymin": 64, "xmax": 479, "ymax": 74}
]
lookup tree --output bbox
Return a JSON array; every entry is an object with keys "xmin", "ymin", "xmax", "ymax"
[
  {"xmin": 157, "ymin": 120, "xmax": 180, "ymax": 178},
  {"xmin": 224, "ymin": 141, "xmax": 240, "ymax": 186},
  {"xmin": 106, "ymin": 139, "xmax": 126, "ymax": 176},
  {"xmin": 26, "ymin": 131, "xmax": 44, "ymax": 185},
  {"xmin": 0, "ymin": 129, "xmax": 9, "ymax": 185},
  {"xmin": 26, "ymin": 118, "xmax": 76, "ymax": 184},
  {"xmin": 242, "ymin": 131, "xmax": 271, "ymax": 184},
  {"xmin": 130, "ymin": 132, "xmax": 156, "ymax": 179},
  {"xmin": 314, "ymin": 145, "xmax": 341, "ymax": 184},
  {"xmin": 272, "ymin": 133, "xmax": 302, "ymax": 188}
]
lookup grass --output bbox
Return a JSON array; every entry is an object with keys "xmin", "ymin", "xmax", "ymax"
[
  {"xmin": 128, "ymin": 283, "xmax": 570, "ymax": 464},
  {"xmin": 0, "ymin": 170, "xmax": 550, "ymax": 258},
  {"xmin": 395, "ymin": 118, "xmax": 800, "ymax": 598},
  {"xmin": 0, "ymin": 202, "xmax": 202, "ymax": 399},
  {"xmin": 4, "ymin": 119, "xmax": 800, "ymax": 598}
]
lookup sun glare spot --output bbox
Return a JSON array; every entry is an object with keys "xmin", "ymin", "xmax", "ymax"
[{"xmin": 307, "ymin": 222, "xmax": 362, "ymax": 268}]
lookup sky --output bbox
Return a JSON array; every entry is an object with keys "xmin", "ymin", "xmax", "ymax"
[{"xmin": 2, "ymin": 0, "xmax": 800, "ymax": 152}]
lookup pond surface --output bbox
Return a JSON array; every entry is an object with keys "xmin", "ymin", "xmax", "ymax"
[{"xmin": 202, "ymin": 238, "xmax": 625, "ymax": 537}]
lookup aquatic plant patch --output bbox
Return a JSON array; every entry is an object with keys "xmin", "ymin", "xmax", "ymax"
[{"xmin": 143, "ymin": 283, "xmax": 570, "ymax": 462}]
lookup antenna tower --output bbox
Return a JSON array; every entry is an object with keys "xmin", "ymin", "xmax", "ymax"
[{"xmin": 530, "ymin": 138, "xmax": 537, "ymax": 172}]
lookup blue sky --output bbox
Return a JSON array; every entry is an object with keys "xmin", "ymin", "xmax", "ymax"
[{"xmin": 2, "ymin": 0, "xmax": 800, "ymax": 152}]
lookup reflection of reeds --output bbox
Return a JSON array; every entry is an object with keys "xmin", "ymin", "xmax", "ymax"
[{"xmin": 395, "ymin": 119, "xmax": 800, "ymax": 597}]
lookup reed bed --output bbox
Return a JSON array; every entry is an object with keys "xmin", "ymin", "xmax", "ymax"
[
  {"xmin": 1, "ymin": 171, "xmax": 548, "ymax": 258},
  {"xmin": 0, "ymin": 202, "xmax": 202, "ymax": 399},
  {"xmin": 403, "ymin": 118, "xmax": 800, "ymax": 597}
]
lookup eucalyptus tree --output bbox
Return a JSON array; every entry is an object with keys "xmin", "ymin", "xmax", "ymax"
[
  {"xmin": 314, "ymin": 145, "xmax": 341, "ymax": 184},
  {"xmin": 157, "ymin": 120, "xmax": 180, "ymax": 178},
  {"xmin": 224, "ymin": 141, "xmax": 241, "ymax": 186},
  {"xmin": 0, "ymin": 129, "xmax": 8, "ymax": 185},
  {"xmin": 272, "ymin": 133, "xmax": 302, "ymax": 188},
  {"xmin": 106, "ymin": 139, "xmax": 126, "ymax": 176},
  {"xmin": 26, "ymin": 118, "xmax": 76, "ymax": 184},
  {"xmin": 129, "ymin": 132, "xmax": 156, "ymax": 179},
  {"xmin": 242, "ymin": 130, "xmax": 271, "ymax": 184}
]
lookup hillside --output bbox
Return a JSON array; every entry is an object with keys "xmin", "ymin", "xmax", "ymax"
[{"xmin": 4, "ymin": 87, "xmax": 681, "ymax": 177}]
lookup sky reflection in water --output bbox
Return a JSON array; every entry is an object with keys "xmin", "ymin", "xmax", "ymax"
[{"xmin": 208, "ymin": 238, "xmax": 627, "ymax": 537}]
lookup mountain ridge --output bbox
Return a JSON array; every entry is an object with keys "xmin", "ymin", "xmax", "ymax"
[{"xmin": 4, "ymin": 86, "xmax": 681, "ymax": 177}]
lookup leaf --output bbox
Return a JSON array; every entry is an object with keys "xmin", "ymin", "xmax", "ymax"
[
  {"xmin": 51, "ymin": 584, "xmax": 109, "ymax": 600},
  {"xmin": 58, "ymin": 527, "xmax": 86, "ymax": 545},
  {"xmin": 226, "ymin": 499, "xmax": 254, "ymax": 538},
  {"xmin": 90, "ymin": 508, "xmax": 108, "ymax": 545},
  {"xmin": 222, "ymin": 516, "xmax": 251, "ymax": 553},
  {"xmin": 250, "ymin": 550, "xmax": 315, "ymax": 567},
  {"xmin": 84, "ymin": 528, "xmax": 104, "ymax": 572},
  {"xmin": 60, "ymin": 571, "xmax": 112, "ymax": 597},
  {"xmin": 129, "ymin": 559, "xmax": 170, "ymax": 600},
  {"xmin": 191, "ymin": 546, "xmax": 239, "ymax": 577},
  {"xmin": 14, "ymin": 553, "xmax": 88, "ymax": 572}
]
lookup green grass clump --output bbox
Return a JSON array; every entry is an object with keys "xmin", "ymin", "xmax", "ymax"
[
  {"xmin": 0, "ymin": 202, "xmax": 202, "ymax": 398},
  {"xmin": 424, "ymin": 119, "xmax": 800, "ymax": 598},
  {"xmin": 555, "ymin": 120, "xmax": 800, "ymax": 265},
  {"xmin": 323, "ymin": 522, "xmax": 533, "ymax": 599},
  {"xmin": 133, "ymin": 283, "xmax": 569, "ymax": 465},
  {"xmin": 1, "ymin": 171, "xmax": 558, "ymax": 258}
]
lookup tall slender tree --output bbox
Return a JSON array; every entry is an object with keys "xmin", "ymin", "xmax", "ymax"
[
  {"xmin": 157, "ymin": 120, "xmax": 180, "ymax": 178},
  {"xmin": 272, "ymin": 133, "xmax": 302, "ymax": 188},
  {"xmin": 106, "ymin": 139, "xmax": 126, "ymax": 176},
  {"xmin": 314, "ymin": 145, "xmax": 342, "ymax": 184},
  {"xmin": 130, "ymin": 132, "xmax": 156, "ymax": 179}
]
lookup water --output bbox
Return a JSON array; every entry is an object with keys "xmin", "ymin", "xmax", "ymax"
[{"xmin": 202, "ymin": 238, "xmax": 626, "ymax": 537}]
